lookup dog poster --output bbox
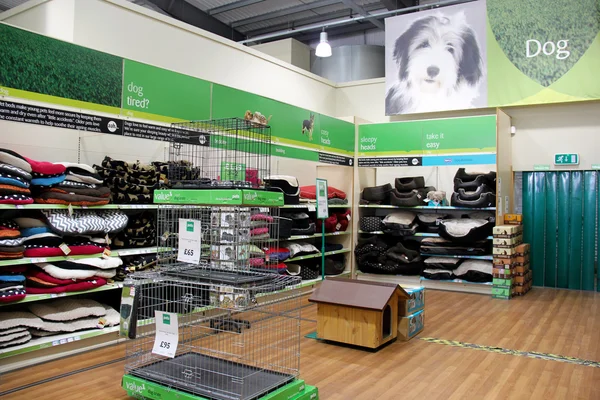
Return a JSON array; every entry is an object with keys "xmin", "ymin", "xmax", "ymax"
[{"xmin": 385, "ymin": 1, "xmax": 487, "ymax": 115}]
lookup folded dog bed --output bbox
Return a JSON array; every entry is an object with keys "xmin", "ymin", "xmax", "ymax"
[
  {"xmin": 29, "ymin": 305, "xmax": 119, "ymax": 336},
  {"xmin": 422, "ymin": 269, "xmax": 455, "ymax": 280},
  {"xmin": 424, "ymin": 257, "xmax": 462, "ymax": 270},
  {"xmin": 286, "ymin": 243, "xmax": 320, "ymax": 258},
  {"xmin": 453, "ymin": 168, "xmax": 496, "ymax": 192},
  {"xmin": 43, "ymin": 210, "xmax": 128, "ymax": 235},
  {"xmin": 420, "ymin": 237, "xmax": 489, "ymax": 256},
  {"xmin": 0, "ymin": 326, "xmax": 28, "ymax": 338},
  {"xmin": 291, "ymin": 223, "xmax": 316, "ymax": 236},
  {"xmin": 362, "ymin": 183, "xmax": 392, "ymax": 202},
  {"xmin": 455, "ymin": 184, "xmax": 495, "ymax": 201},
  {"xmin": 31, "ymin": 174, "xmax": 66, "ymax": 187},
  {"xmin": 0, "ymin": 311, "xmax": 45, "ymax": 330},
  {"xmin": 0, "ymin": 330, "xmax": 32, "ymax": 348},
  {"xmin": 270, "ymin": 217, "xmax": 292, "ymax": 239},
  {"xmin": 453, "ymin": 259, "xmax": 493, "ymax": 282},
  {"xmin": 0, "ymin": 162, "xmax": 31, "ymax": 181},
  {"xmin": 0, "ymin": 287, "xmax": 26, "ymax": 303},
  {"xmin": 65, "ymin": 172, "xmax": 103, "ymax": 185},
  {"xmin": 26, "ymin": 278, "xmax": 107, "ymax": 294},
  {"xmin": 264, "ymin": 175, "xmax": 300, "ymax": 205},
  {"xmin": 300, "ymin": 185, "xmax": 346, "ymax": 200},
  {"xmin": 35, "ymin": 262, "xmax": 116, "ymax": 280},
  {"xmin": 0, "ymin": 219, "xmax": 20, "ymax": 238},
  {"xmin": 360, "ymin": 216, "xmax": 383, "ymax": 232},
  {"xmin": 389, "ymin": 187, "xmax": 433, "ymax": 207},
  {"xmin": 0, "ymin": 193, "xmax": 34, "ymax": 205},
  {"xmin": 29, "ymin": 298, "xmax": 106, "ymax": 321},
  {"xmin": 0, "ymin": 149, "xmax": 32, "ymax": 172},
  {"xmin": 394, "ymin": 176, "xmax": 425, "ymax": 191},
  {"xmin": 451, "ymin": 191, "xmax": 496, "ymax": 208},
  {"xmin": 45, "ymin": 185, "xmax": 111, "ymax": 198},
  {"xmin": 25, "ymin": 157, "xmax": 65, "ymax": 176},
  {"xmin": 0, "ymin": 183, "xmax": 31, "ymax": 195},
  {"xmin": 438, "ymin": 218, "xmax": 494, "ymax": 243}
]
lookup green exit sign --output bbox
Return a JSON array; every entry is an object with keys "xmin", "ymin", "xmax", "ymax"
[{"xmin": 554, "ymin": 154, "xmax": 579, "ymax": 165}]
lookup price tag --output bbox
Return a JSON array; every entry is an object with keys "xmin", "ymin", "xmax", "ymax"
[
  {"xmin": 307, "ymin": 204, "xmax": 316, "ymax": 212},
  {"xmin": 102, "ymin": 248, "xmax": 112, "ymax": 259},
  {"xmin": 177, "ymin": 219, "xmax": 201, "ymax": 264},
  {"xmin": 152, "ymin": 311, "xmax": 178, "ymax": 358},
  {"xmin": 59, "ymin": 243, "xmax": 71, "ymax": 255},
  {"xmin": 259, "ymin": 207, "xmax": 269, "ymax": 213},
  {"xmin": 68, "ymin": 203, "xmax": 74, "ymax": 216}
]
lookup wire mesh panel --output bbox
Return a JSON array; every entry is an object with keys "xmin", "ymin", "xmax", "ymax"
[{"xmin": 169, "ymin": 118, "xmax": 271, "ymax": 189}]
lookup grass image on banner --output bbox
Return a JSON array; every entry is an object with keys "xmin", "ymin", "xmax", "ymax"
[
  {"xmin": 487, "ymin": 0, "xmax": 600, "ymax": 87},
  {"xmin": 0, "ymin": 24, "xmax": 123, "ymax": 107}
]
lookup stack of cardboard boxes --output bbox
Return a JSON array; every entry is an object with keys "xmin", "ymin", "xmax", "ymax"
[
  {"xmin": 491, "ymin": 214, "xmax": 532, "ymax": 299},
  {"xmin": 398, "ymin": 286, "xmax": 425, "ymax": 340}
]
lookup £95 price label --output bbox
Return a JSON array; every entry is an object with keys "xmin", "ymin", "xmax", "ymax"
[{"xmin": 152, "ymin": 311, "xmax": 178, "ymax": 358}]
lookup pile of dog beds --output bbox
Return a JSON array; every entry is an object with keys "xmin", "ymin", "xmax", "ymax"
[
  {"xmin": 0, "ymin": 148, "xmax": 34, "ymax": 205},
  {"xmin": 95, "ymin": 156, "xmax": 161, "ymax": 204},
  {"xmin": 0, "ymin": 298, "xmax": 119, "ymax": 349},
  {"xmin": 360, "ymin": 177, "xmax": 443, "ymax": 207},
  {"xmin": 354, "ymin": 236, "xmax": 424, "ymax": 275},
  {"xmin": 451, "ymin": 168, "xmax": 496, "ymax": 208}
]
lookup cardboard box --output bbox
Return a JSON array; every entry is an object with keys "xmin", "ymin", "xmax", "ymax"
[
  {"xmin": 493, "ymin": 225, "xmax": 523, "ymax": 237},
  {"xmin": 493, "ymin": 247, "xmax": 516, "ymax": 258},
  {"xmin": 492, "ymin": 235, "xmax": 523, "ymax": 247},
  {"xmin": 493, "ymin": 277, "xmax": 514, "ymax": 288},
  {"xmin": 513, "ymin": 281, "xmax": 532, "ymax": 295},
  {"xmin": 493, "ymin": 267, "xmax": 514, "ymax": 278},
  {"xmin": 492, "ymin": 286, "xmax": 512, "ymax": 300},
  {"xmin": 398, "ymin": 309, "xmax": 424, "ymax": 341},
  {"xmin": 399, "ymin": 286, "xmax": 425, "ymax": 317},
  {"xmin": 514, "ymin": 263, "xmax": 530, "ymax": 275},
  {"xmin": 493, "ymin": 257, "xmax": 515, "ymax": 266},
  {"xmin": 504, "ymin": 214, "xmax": 523, "ymax": 225},
  {"xmin": 515, "ymin": 243, "xmax": 530, "ymax": 256},
  {"xmin": 514, "ymin": 254, "xmax": 530, "ymax": 265},
  {"xmin": 514, "ymin": 270, "xmax": 533, "ymax": 285}
]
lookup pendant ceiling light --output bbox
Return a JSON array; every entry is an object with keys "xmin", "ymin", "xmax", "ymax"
[{"xmin": 315, "ymin": 30, "xmax": 332, "ymax": 58}]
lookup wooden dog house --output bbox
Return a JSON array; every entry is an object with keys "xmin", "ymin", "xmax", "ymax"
[{"xmin": 308, "ymin": 279, "xmax": 410, "ymax": 349}]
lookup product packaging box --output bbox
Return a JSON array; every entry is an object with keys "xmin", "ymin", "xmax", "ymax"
[
  {"xmin": 514, "ymin": 253, "xmax": 530, "ymax": 265},
  {"xmin": 493, "ymin": 247, "xmax": 516, "ymax": 258},
  {"xmin": 504, "ymin": 214, "xmax": 523, "ymax": 225},
  {"xmin": 493, "ymin": 277, "xmax": 514, "ymax": 288},
  {"xmin": 493, "ymin": 257, "xmax": 515, "ymax": 267},
  {"xmin": 399, "ymin": 286, "xmax": 425, "ymax": 317},
  {"xmin": 514, "ymin": 270, "xmax": 533, "ymax": 285},
  {"xmin": 514, "ymin": 263, "xmax": 530, "ymax": 275},
  {"xmin": 492, "ymin": 235, "xmax": 523, "ymax": 248},
  {"xmin": 492, "ymin": 286, "xmax": 512, "ymax": 300},
  {"xmin": 515, "ymin": 243, "xmax": 530, "ymax": 256},
  {"xmin": 493, "ymin": 267, "xmax": 513, "ymax": 278},
  {"xmin": 398, "ymin": 309, "xmax": 424, "ymax": 341},
  {"xmin": 513, "ymin": 280, "xmax": 532, "ymax": 295},
  {"xmin": 493, "ymin": 225, "xmax": 523, "ymax": 238}
]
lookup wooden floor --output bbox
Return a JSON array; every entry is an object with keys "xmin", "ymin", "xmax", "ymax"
[{"xmin": 2, "ymin": 288, "xmax": 600, "ymax": 399}]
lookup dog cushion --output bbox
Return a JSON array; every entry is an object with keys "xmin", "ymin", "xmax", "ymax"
[
  {"xmin": 362, "ymin": 183, "xmax": 392, "ymax": 202},
  {"xmin": 456, "ymin": 185, "xmax": 495, "ymax": 200},
  {"xmin": 451, "ymin": 192, "xmax": 496, "ymax": 208},
  {"xmin": 35, "ymin": 262, "xmax": 116, "ymax": 280},
  {"xmin": 389, "ymin": 188, "xmax": 430, "ymax": 207},
  {"xmin": 29, "ymin": 305, "xmax": 119, "ymax": 336},
  {"xmin": 394, "ymin": 176, "xmax": 425, "ymax": 191},
  {"xmin": 286, "ymin": 242, "xmax": 320, "ymax": 258},
  {"xmin": 438, "ymin": 218, "xmax": 494, "ymax": 243},
  {"xmin": 416, "ymin": 213, "xmax": 447, "ymax": 232},
  {"xmin": 360, "ymin": 216, "xmax": 383, "ymax": 232},
  {"xmin": 56, "ymin": 162, "xmax": 98, "ymax": 175},
  {"xmin": 0, "ymin": 163, "xmax": 31, "ymax": 181},
  {"xmin": 0, "ymin": 288, "xmax": 26, "ymax": 303},
  {"xmin": 34, "ymin": 190, "xmax": 110, "ymax": 206},
  {"xmin": 453, "ymin": 259, "xmax": 493, "ymax": 282},
  {"xmin": 422, "ymin": 269, "xmax": 455, "ymax": 280},
  {"xmin": 453, "ymin": 168, "xmax": 496, "ymax": 192},
  {"xmin": 0, "ymin": 330, "xmax": 31, "ymax": 347},
  {"xmin": 424, "ymin": 257, "xmax": 463, "ymax": 270},
  {"xmin": 0, "ymin": 193, "xmax": 34, "ymax": 204},
  {"xmin": 0, "ymin": 219, "xmax": 20, "ymax": 238},
  {"xmin": 290, "ymin": 223, "xmax": 316, "ymax": 236},
  {"xmin": 0, "ymin": 171, "xmax": 30, "ymax": 188},
  {"xmin": 31, "ymin": 174, "xmax": 66, "ymax": 187},
  {"xmin": 0, "ymin": 311, "xmax": 45, "ymax": 330},
  {"xmin": 43, "ymin": 210, "xmax": 128, "ymax": 235},
  {"xmin": 420, "ymin": 237, "xmax": 488, "ymax": 256},
  {"xmin": 0, "ymin": 326, "xmax": 28, "ymax": 337},
  {"xmin": 15, "ymin": 217, "xmax": 47, "ymax": 228},
  {"xmin": 65, "ymin": 172, "xmax": 103, "ymax": 185},
  {"xmin": 382, "ymin": 211, "xmax": 417, "ymax": 227},
  {"xmin": 29, "ymin": 298, "xmax": 106, "ymax": 321},
  {"xmin": 0, "ymin": 149, "xmax": 31, "ymax": 172},
  {"xmin": 265, "ymin": 176, "xmax": 300, "ymax": 205},
  {"xmin": 0, "ymin": 183, "xmax": 31, "ymax": 195},
  {"xmin": 26, "ymin": 278, "xmax": 107, "ymax": 294},
  {"xmin": 299, "ymin": 185, "xmax": 347, "ymax": 200}
]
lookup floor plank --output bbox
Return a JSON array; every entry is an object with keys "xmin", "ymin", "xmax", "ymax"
[{"xmin": 1, "ymin": 288, "xmax": 599, "ymax": 399}]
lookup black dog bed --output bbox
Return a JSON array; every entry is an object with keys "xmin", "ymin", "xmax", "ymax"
[
  {"xmin": 416, "ymin": 213, "xmax": 447, "ymax": 233},
  {"xmin": 362, "ymin": 183, "xmax": 392, "ymax": 202},
  {"xmin": 420, "ymin": 237, "xmax": 489, "ymax": 256},
  {"xmin": 394, "ymin": 176, "xmax": 425, "ymax": 191},
  {"xmin": 265, "ymin": 176, "xmax": 300, "ymax": 205},
  {"xmin": 455, "ymin": 185, "xmax": 495, "ymax": 200},
  {"xmin": 453, "ymin": 169, "xmax": 496, "ymax": 192},
  {"xmin": 451, "ymin": 192, "xmax": 496, "ymax": 208},
  {"xmin": 389, "ymin": 187, "xmax": 434, "ymax": 207}
]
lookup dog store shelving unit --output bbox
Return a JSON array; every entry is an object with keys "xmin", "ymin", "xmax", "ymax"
[
  {"xmin": 0, "ymin": 202, "xmax": 167, "ymax": 373},
  {"xmin": 353, "ymin": 112, "xmax": 513, "ymax": 295}
]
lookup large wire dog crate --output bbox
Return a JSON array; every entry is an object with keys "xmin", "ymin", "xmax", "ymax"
[
  {"xmin": 121, "ymin": 189, "xmax": 305, "ymax": 400},
  {"xmin": 169, "ymin": 118, "xmax": 272, "ymax": 190}
]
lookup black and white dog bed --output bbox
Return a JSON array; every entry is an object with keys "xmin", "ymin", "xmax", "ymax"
[
  {"xmin": 438, "ymin": 218, "xmax": 494, "ymax": 243},
  {"xmin": 451, "ymin": 191, "xmax": 496, "ymax": 208},
  {"xmin": 265, "ymin": 175, "xmax": 300, "ymax": 205},
  {"xmin": 420, "ymin": 238, "xmax": 489, "ymax": 256},
  {"xmin": 416, "ymin": 213, "xmax": 447, "ymax": 233},
  {"xmin": 453, "ymin": 169, "xmax": 496, "ymax": 192},
  {"xmin": 453, "ymin": 259, "xmax": 493, "ymax": 282},
  {"xmin": 424, "ymin": 256, "xmax": 462, "ymax": 270},
  {"xmin": 422, "ymin": 269, "xmax": 455, "ymax": 280}
]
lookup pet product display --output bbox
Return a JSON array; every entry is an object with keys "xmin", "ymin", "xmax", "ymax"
[{"xmin": 451, "ymin": 169, "xmax": 497, "ymax": 208}]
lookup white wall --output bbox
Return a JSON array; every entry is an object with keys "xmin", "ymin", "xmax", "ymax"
[
  {"xmin": 0, "ymin": 0, "xmax": 74, "ymax": 41},
  {"xmin": 70, "ymin": 0, "xmax": 336, "ymax": 117}
]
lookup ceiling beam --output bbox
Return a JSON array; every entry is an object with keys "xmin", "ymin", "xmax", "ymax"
[
  {"xmin": 340, "ymin": 0, "xmax": 384, "ymax": 29},
  {"xmin": 381, "ymin": 0, "xmax": 400, "ymax": 10},
  {"xmin": 145, "ymin": 0, "xmax": 245, "ymax": 40},
  {"xmin": 208, "ymin": 0, "xmax": 265, "ymax": 15},
  {"xmin": 231, "ymin": 0, "xmax": 341, "ymax": 29},
  {"xmin": 244, "ymin": 4, "xmax": 384, "ymax": 37}
]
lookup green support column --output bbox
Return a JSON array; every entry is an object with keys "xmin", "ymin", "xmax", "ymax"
[
  {"xmin": 582, "ymin": 171, "xmax": 597, "ymax": 291},
  {"xmin": 544, "ymin": 172, "xmax": 558, "ymax": 287},
  {"xmin": 568, "ymin": 172, "xmax": 583, "ymax": 290},
  {"xmin": 556, "ymin": 172, "xmax": 571, "ymax": 288}
]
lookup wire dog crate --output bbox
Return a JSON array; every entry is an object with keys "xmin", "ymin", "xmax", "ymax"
[
  {"xmin": 122, "ymin": 188, "xmax": 304, "ymax": 400},
  {"xmin": 169, "ymin": 118, "xmax": 272, "ymax": 190}
]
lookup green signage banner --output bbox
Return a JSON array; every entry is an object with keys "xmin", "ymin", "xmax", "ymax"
[
  {"xmin": 358, "ymin": 116, "xmax": 497, "ymax": 156},
  {"xmin": 212, "ymin": 84, "xmax": 354, "ymax": 155},
  {"xmin": 121, "ymin": 60, "xmax": 211, "ymax": 122}
]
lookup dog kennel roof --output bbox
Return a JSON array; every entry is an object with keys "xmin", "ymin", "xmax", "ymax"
[{"xmin": 309, "ymin": 278, "xmax": 410, "ymax": 311}]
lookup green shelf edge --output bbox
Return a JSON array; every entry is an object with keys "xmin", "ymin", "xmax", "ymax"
[
  {"xmin": 359, "ymin": 205, "xmax": 496, "ymax": 211},
  {"xmin": 286, "ymin": 249, "xmax": 351, "ymax": 262},
  {"xmin": 0, "ymin": 326, "xmax": 119, "ymax": 358},
  {"xmin": 0, "ymin": 204, "xmax": 159, "ymax": 210},
  {"xmin": 0, "ymin": 283, "xmax": 122, "ymax": 307},
  {"xmin": 358, "ymin": 231, "xmax": 492, "ymax": 240},
  {"xmin": 280, "ymin": 204, "xmax": 349, "ymax": 209},
  {"xmin": 0, "ymin": 247, "xmax": 167, "ymax": 267}
]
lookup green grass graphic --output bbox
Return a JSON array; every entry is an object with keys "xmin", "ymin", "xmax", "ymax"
[{"xmin": 0, "ymin": 24, "xmax": 123, "ymax": 107}]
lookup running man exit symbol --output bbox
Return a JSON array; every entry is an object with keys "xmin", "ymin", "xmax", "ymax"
[{"xmin": 554, "ymin": 154, "xmax": 579, "ymax": 165}]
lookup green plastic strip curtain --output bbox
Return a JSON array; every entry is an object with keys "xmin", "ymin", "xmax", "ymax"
[{"xmin": 522, "ymin": 171, "xmax": 598, "ymax": 291}]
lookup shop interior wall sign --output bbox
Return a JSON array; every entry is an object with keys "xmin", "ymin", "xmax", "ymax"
[{"xmin": 385, "ymin": 0, "xmax": 600, "ymax": 115}]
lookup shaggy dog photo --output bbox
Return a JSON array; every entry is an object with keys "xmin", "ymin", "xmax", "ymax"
[{"xmin": 385, "ymin": 11, "xmax": 484, "ymax": 115}]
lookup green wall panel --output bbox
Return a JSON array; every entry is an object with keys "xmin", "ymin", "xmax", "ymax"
[
  {"xmin": 568, "ymin": 172, "xmax": 583, "ymax": 290},
  {"xmin": 582, "ymin": 171, "xmax": 597, "ymax": 291},
  {"xmin": 544, "ymin": 172, "xmax": 558, "ymax": 287},
  {"xmin": 531, "ymin": 172, "xmax": 546, "ymax": 286},
  {"xmin": 556, "ymin": 172, "xmax": 571, "ymax": 288}
]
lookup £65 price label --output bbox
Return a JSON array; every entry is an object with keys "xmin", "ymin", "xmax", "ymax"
[{"xmin": 177, "ymin": 219, "xmax": 201, "ymax": 264}]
